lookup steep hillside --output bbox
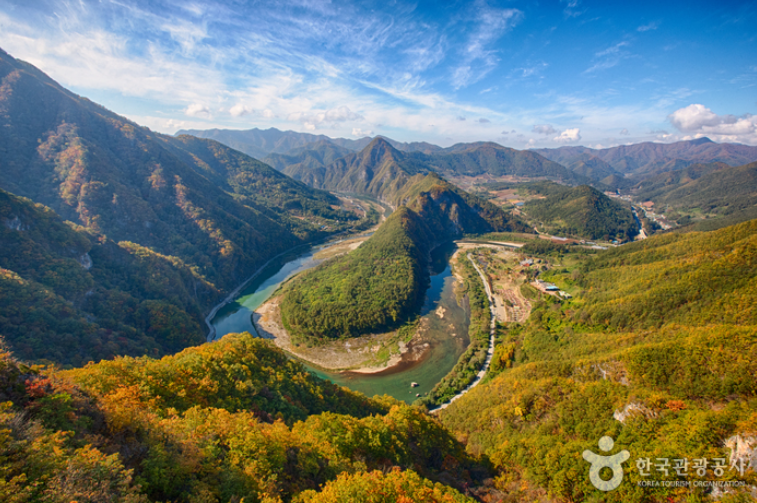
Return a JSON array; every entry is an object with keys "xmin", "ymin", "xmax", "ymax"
[
  {"xmin": 280, "ymin": 174, "xmax": 530, "ymax": 342},
  {"xmin": 535, "ymin": 137, "xmax": 757, "ymax": 177},
  {"xmin": 633, "ymin": 161, "xmax": 757, "ymax": 216},
  {"xmin": 0, "ymin": 333, "xmax": 487, "ymax": 502},
  {"xmin": 262, "ymin": 140, "xmax": 354, "ymax": 175},
  {"xmin": 0, "ymin": 48, "xmax": 377, "ymax": 364},
  {"xmin": 0, "ymin": 49, "xmax": 360, "ymax": 293},
  {"xmin": 0, "ymin": 189, "xmax": 218, "ymax": 365},
  {"xmin": 521, "ymin": 183, "xmax": 639, "ymax": 241},
  {"xmin": 292, "ymin": 137, "xmax": 433, "ymax": 203},
  {"xmin": 439, "ymin": 219, "xmax": 757, "ymax": 501}
]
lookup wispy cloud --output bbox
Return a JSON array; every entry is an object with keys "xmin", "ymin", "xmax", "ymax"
[
  {"xmin": 450, "ymin": 1, "xmax": 523, "ymax": 89},
  {"xmin": 637, "ymin": 21, "xmax": 660, "ymax": 32},
  {"xmin": 561, "ymin": 0, "xmax": 584, "ymax": 18},
  {"xmin": 584, "ymin": 41, "xmax": 632, "ymax": 73},
  {"xmin": 1, "ymin": 0, "xmax": 753, "ymax": 148}
]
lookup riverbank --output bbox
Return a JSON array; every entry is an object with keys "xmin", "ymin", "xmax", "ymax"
[
  {"xmin": 203, "ymin": 203, "xmax": 385, "ymax": 342},
  {"xmin": 253, "ymin": 295, "xmax": 429, "ymax": 373},
  {"xmin": 425, "ymin": 244, "xmax": 534, "ymax": 411}
]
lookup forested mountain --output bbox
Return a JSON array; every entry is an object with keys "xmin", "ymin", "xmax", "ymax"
[
  {"xmin": 287, "ymin": 137, "xmax": 433, "ymax": 203},
  {"xmin": 421, "ymin": 142, "xmax": 592, "ymax": 185},
  {"xmin": 0, "ymin": 48, "xmax": 368, "ymax": 364},
  {"xmin": 281, "ymin": 173, "xmax": 530, "ymax": 342},
  {"xmin": 535, "ymin": 137, "xmax": 757, "ymax": 178},
  {"xmin": 632, "ymin": 161, "xmax": 757, "ymax": 216},
  {"xmin": 258, "ymin": 137, "xmax": 594, "ymax": 206},
  {"xmin": 176, "ymin": 127, "xmax": 443, "ymax": 160},
  {"xmin": 262, "ymin": 140, "xmax": 354, "ymax": 174},
  {"xmin": 0, "ymin": 333, "xmax": 488, "ymax": 502},
  {"xmin": 439, "ymin": 218, "xmax": 757, "ymax": 501},
  {"xmin": 0, "ymin": 189, "xmax": 218, "ymax": 365},
  {"xmin": 520, "ymin": 182, "xmax": 639, "ymax": 241}
]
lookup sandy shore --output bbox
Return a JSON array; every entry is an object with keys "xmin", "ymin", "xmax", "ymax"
[{"xmin": 254, "ymin": 296, "xmax": 428, "ymax": 373}]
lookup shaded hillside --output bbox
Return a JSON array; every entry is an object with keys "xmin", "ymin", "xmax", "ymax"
[
  {"xmin": 439, "ymin": 219, "xmax": 757, "ymax": 502},
  {"xmin": 292, "ymin": 137, "xmax": 433, "ymax": 203},
  {"xmin": 535, "ymin": 137, "xmax": 757, "ymax": 177},
  {"xmin": 280, "ymin": 174, "xmax": 529, "ymax": 342},
  {"xmin": 0, "ymin": 49, "xmax": 360, "ymax": 297},
  {"xmin": 0, "ymin": 333, "xmax": 486, "ymax": 502},
  {"xmin": 521, "ymin": 183, "xmax": 638, "ymax": 241},
  {"xmin": 0, "ymin": 189, "xmax": 217, "ymax": 366},
  {"xmin": 0, "ymin": 48, "xmax": 377, "ymax": 364},
  {"xmin": 561, "ymin": 153, "xmax": 633, "ymax": 190},
  {"xmin": 633, "ymin": 161, "xmax": 757, "ymax": 215},
  {"xmin": 262, "ymin": 140, "xmax": 354, "ymax": 175}
]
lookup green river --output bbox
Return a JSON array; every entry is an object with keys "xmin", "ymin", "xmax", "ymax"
[{"xmin": 209, "ymin": 241, "xmax": 470, "ymax": 403}]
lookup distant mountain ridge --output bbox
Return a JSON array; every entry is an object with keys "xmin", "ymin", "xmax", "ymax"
[
  {"xmin": 176, "ymin": 127, "xmax": 443, "ymax": 159},
  {"xmin": 633, "ymin": 161, "xmax": 757, "ymax": 215},
  {"xmin": 534, "ymin": 137, "xmax": 757, "ymax": 178},
  {"xmin": 261, "ymin": 137, "xmax": 594, "ymax": 205}
]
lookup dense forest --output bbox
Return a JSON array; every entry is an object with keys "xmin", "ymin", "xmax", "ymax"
[
  {"xmin": 632, "ymin": 161, "xmax": 757, "ymax": 220},
  {"xmin": 0, "ymin": 48, "xmax": 380, "ymax": 365},
  {"xmin": 280, "ymin": 206, "xmax": 432, "ymax": 341},
  {"xmin": 279, "ymin": 175, "xmax": 529, "ymax": 342},
  {"xmin": 519, "ymin": 182, "xmax": 639, "ymax": 241},
  {"xmin": 438, "ymin": 219, "xmax": 757, "ymax": 502},
  {"xmin": 0, "ymin": 332, "xmax": 490, "ymax": 502}
]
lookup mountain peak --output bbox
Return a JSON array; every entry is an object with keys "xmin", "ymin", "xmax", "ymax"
[
  {"xmin": 362, "ymin": 136, "xmax": 402, "ymax": 161},
  {"xmin": 689, "ymin": 137, "xmax": 714, "ymax": 145}
]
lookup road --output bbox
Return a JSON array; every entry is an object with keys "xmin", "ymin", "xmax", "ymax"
[{"xmin": 430, "ymin": 253, "xmax": 497, "ymax": 413}]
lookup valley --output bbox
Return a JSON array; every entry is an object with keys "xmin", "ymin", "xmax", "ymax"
[{"xmin": 1, "ymin": 38, "xmax": 757, "ymax": 503}]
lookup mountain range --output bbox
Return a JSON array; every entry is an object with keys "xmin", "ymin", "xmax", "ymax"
[
  {"xmin": 2, "ymin": 46, "xmax": 757, "ymax": 503},
  {"xmin": 0, "ymin": 48, "xmax": 370, "ymax": 364},
  {"xmin": 533, "ymin": 137, "xmax": 757, "ymax": 178}
]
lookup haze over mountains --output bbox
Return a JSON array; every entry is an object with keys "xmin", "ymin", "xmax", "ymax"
[{"xmin": 180, "ymin": 126, "xmax": 757, "ymax": 196}]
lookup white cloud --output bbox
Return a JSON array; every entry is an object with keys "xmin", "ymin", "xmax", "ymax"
[
  {"xmin": 637, "ymin": 21, "xmax": 659, "ymax": 32},
  {"xmin": 478, "ymin": 118, "xmax": 491, "ymax": 123},
  {"xmin": 288, "ymin": 106, "xmax": 363, "ymax": 129},
  {"xmin": 620, "ymin": 128, "xmax": 629, "ymax": 135},
  {"xmin": 553, "ymin": 128, "xmax": 582, "ymax": 143},
  {"xmin": 229, "ymin": 104, "xmax": 254, "ymax": 117},
  {"xmin": 262, "ymin": 109, "xmax": 275, "ymax": 118},
  {"xmin": 561, "ymin": 0, "xmax": 583, "ymax": 18},
  {"xmin": 585, "ymin": 41, "xmax": 632, "ymax": 74},
  {"xmin": 451, "ymin": 3, "xmax": 523, "ymax": 89},
  {"xmin": 533, "ymin": 124, "xmax": 557, "ymax": 135},
  {"xmin": 668, "ymin": 104, "xmax": 757, "ymax": 144},
  {"xmin": 352, "ymin": 128, "xmax": 373, "ymax": 137},
  {"xmin": 185, "ymin": 103, "xmax": 210, "ymax": 117}
]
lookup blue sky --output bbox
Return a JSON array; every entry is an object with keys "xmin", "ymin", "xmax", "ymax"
[{"xmin": 1, "ymin": 0, "xmax": 756, "ymax": 148}]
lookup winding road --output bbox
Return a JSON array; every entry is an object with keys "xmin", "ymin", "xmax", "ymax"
[{"xmin": 430, "ymin": 253, "xmax": 498, "ymax": 413}]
